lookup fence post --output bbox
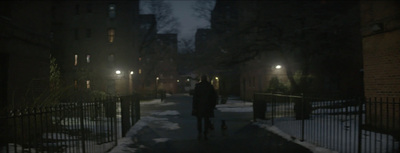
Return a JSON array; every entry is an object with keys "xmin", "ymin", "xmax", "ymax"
[
  {"xmin": 357, "ymin": 97, "xmax": 363, "ymax": 153},
  {"xmin": 301, "ymin": 93, "xmax": 305, "ymax": 141},
  {"xmin": 114, "ymin": 97, "xmax": 118, "ymax": 146},
  {"xmin": 272, "ymin": 95, "xmax": 275, "ymax": 125},
  {"xmin": 135, "ymin": 96, "xmax": 141, "ymax": 123},
  {"xmin": 79, "ymin": 100, "xmax": 86, "ymax": 153},
  {"xmin": 131, "ymin": 95, "xmax": 135, "ymax": 126},
  {"xmin": 253, "ymin": 94, "xmax": 256, "ymax": 122}
]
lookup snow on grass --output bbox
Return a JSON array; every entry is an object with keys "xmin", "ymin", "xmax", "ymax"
[
  {"xmin": 140, "ymin": 99, "xmax": 177, "ymax": 106},
  {"xmin": 153, "ymin": 138, "xmax": 169, "ymax": 143},
  {"xmin": 151, "ymin": 110, "xmax": 180, "ymax": 116},
  {"xmin": 159, "ymin": 102, "xmax": 176, "ymax": 106},
  {"xmin": 254, "ymin": 121, "xmax": 338, "ymax": 153},
  {"xmin": 216, "ymin": 99, "xmax": 253, "ymax": 113},
  {"xmin": 158, "ymin": 121, "xmax": 180, "ymax": 130},
  {"xmin": 109, "ymin": 137, "xmax": 137, "ymax": 153},
  {"xmin": 140, "ymin": 99, "xmax": 163, "ymax": 105}
]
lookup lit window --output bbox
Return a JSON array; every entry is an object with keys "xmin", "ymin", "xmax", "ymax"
[
  {"xmin": 74, "ymin": 54, "xmax": 78, "ymax": 66},
  {"xmin": 86, "ymin": 80, "xmax": 90, "ymax": 89},
  {"xmin": 138, "ymin": 69, "xmax": 142, "ymax": 74},
  {"xmin": 86, "ymin": 54, "xmax": 90, "ymax": 63},
  {"xmin": 109, "ymin": 4, "xmax": 116, "ymax": 18},
  {"xmin": 108, "ymin": 28, "xmax": 115, "ymax": 43}
]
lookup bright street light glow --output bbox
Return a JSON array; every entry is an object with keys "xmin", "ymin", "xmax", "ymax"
[
  {"xmin": 130, "ymin": 71, "xmax": 134, "ymax": 75},
  {"xmin": 116, "ymin": 70, "xmax": 121, "ymax": 74},
  {"xmin": 156, "ymin": 77, "xmax": 159, "ymax": 80},
  {"xmin": 177, "ymin": 80, "xmax": 180, "ymax": 83},
  {"xmin": 215, "ymin": 77, "xmax": 219, "ymax": 80},
  {"xmin": 275, "ymin": 65, "xmax": 282, "ymax": 69}
]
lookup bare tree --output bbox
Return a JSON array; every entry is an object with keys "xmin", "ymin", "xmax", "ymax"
[
  {"xmin": 192, "ymin": 0, "xmax": 216, "ymax": 26},
  {"xmin": 141, "ymin": 0, "xmax": 180, "ymax": 33},
  {"xmin": 200, "ymin": 1, "xmax": 362, "ymax": 94}
]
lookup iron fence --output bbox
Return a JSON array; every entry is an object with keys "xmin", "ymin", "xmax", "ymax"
[
  {"xmin": 254, "ymin": 93, "xmax": 400, "ymax": 153},
  {"xmin": 0, "ymin": 95, "xmax": 141, "ymax": 153}
]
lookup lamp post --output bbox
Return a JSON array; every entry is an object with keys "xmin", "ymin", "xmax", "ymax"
[{"xmin": 155, "ymin": 77, "xmax": 159, "ymax": 98}]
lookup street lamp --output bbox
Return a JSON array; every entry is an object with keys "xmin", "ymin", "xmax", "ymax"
[
  {"xmin": 130, "ymin": 71, "xmax": 134, "ymax": 75},
  {"xmin": 116, "ymin": 70, "xmax": 121, "ymax": 75},
  {"xmin": 275, "ymin": 65, "xmax": 282, "ymax": 69}
]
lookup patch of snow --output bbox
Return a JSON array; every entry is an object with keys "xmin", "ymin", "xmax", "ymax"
[
  {"xmin": 140, "ymin": 99, "xmax": 163, "ymax": 105},
  {"xmin": 153, "ymin": 138, "xmax": 169, "ymax": 143},
  {"xmin": 158, "ymin": 121, "xmax": 180, "ymax": 130},
  {"xmin": 109, "ymin": 137, "xmax": 137, "ymax": 153},
  {"xmin": 159, "ymin": 102, "xmax": 176, "ymax": 106},
  {"xmin": 151, "ymin": 110, "xmax": 180, "ymax": 116},
  {"xmin": 218, "ymin": 107, "xmax": 253, "ymax": 113}
]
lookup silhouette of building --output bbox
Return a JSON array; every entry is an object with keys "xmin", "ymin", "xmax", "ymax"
[
  {"xmin": 0, "ymin": 1, "xmax": 52, "ymax": 108},
  {"xmin": 155, "ymin": 33, "xmax": 178, "ymax": 94},
  {"xmin": 52, "ymin": 1, "xmax": 140, "ymax": 96},
  {"xmin": 195, "ymin": 28, "xmax": 212, "ymax": 53}
]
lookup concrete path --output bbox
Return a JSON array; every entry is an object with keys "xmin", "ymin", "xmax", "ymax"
[{"xmin": 112, "ymin": 94, "xmax": 312, "ymax": 153}]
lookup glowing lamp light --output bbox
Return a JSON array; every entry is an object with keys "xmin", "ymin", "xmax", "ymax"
[
  {"xmin": 156, "ymin": 77, "xmax": 159, "ymax": 80},
  {"xmin": 215, "ymin": 77, "xmax": 219, "ymax": 80},
  {"xmin": 130, "ymin": 71, "xmax": 134, "ymax": 75},
  {"xmin": 275, "ymin": 65, "xmax": 282, "ymax": 69},
  {"xmin": 177, "ymin": 80, "xmax": 180, "ymax": 83},
  {"xmin": 116, "ymin": 70, "xmax": 121, "ymax": 74}
]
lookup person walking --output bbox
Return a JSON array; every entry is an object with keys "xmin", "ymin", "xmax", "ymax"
[{"xmin": 192, "ymin": 75, "xmax": 217, "ymax": 140}]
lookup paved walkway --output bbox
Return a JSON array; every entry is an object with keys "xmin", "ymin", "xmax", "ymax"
[{"xmin": 110, "ymin": 94, "xmax": 312, "ymax": 153}]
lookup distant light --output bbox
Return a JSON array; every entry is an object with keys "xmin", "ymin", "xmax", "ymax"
[
  {"xmin": 130, "ymin": 71, "xmax": 134, "ymax": 75},
  {"xmin": 215, "ymin": 77, "xmax": 219, "ymax": 80},
  {"xmin": 275, "ymin": 65, "xmax": 282, "ymax": 69},
  {"xmin": 116, "ymin": 70, "xmax": 121, "ymax": 74},
  {"xmin": 177, "ymin": 80, "xmax": 180, "ymax": 83},
  {"xmin": 187, "ymin": 78, "xmax": 190, "ymax": 82},
  {"xmin": 156, "ymin": 77, "xmax": 159, "ymax": 80}
]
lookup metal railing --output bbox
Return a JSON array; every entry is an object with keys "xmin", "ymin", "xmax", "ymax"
[
  {"xmin": 254, "ymin": 93, "xmax": 400, "ymax": 153},
  {"xmin": 0, "ymin": 95, "xmax": 141, "ymax": 153}
]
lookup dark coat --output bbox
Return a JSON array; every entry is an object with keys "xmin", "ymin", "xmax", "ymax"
[{"xmin": 192, "ymin": 81, "xmax": 217, "ymax": 118}]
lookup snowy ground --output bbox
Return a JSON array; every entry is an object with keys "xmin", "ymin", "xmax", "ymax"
[{"xmin": 109, "ymin": 98, "xmax": 181, "ymax": 153}]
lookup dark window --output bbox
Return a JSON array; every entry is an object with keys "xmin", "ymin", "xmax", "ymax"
[
  {"xmin": 86, "ymin": 3, "xmax": 92, "ymax": 13},
  {"xmin": 108, "ymin": 53, "xmax": 115, "ymax": 62},
  {"xmin": 75, "ymin": 4, "xmax": 80, "ymax": 15},
  {"xmin": 0, "ymin": 1, "xmax": 11, "ymax": 19},
  {"xmin": 86, "ymin": 29, "xmax": 91, "ymax": 38},
  {"xmin": 109, "ymin": 4, "xmax": 116, "ymax": 18},
  {"xmin": 74, "ymin": 28, "xmax": 79, "ymax": 40}
]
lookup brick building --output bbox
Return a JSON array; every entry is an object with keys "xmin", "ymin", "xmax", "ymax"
[{"xmin": 360, "ymin": 1, "xmax": 400, "ymax": 130}]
